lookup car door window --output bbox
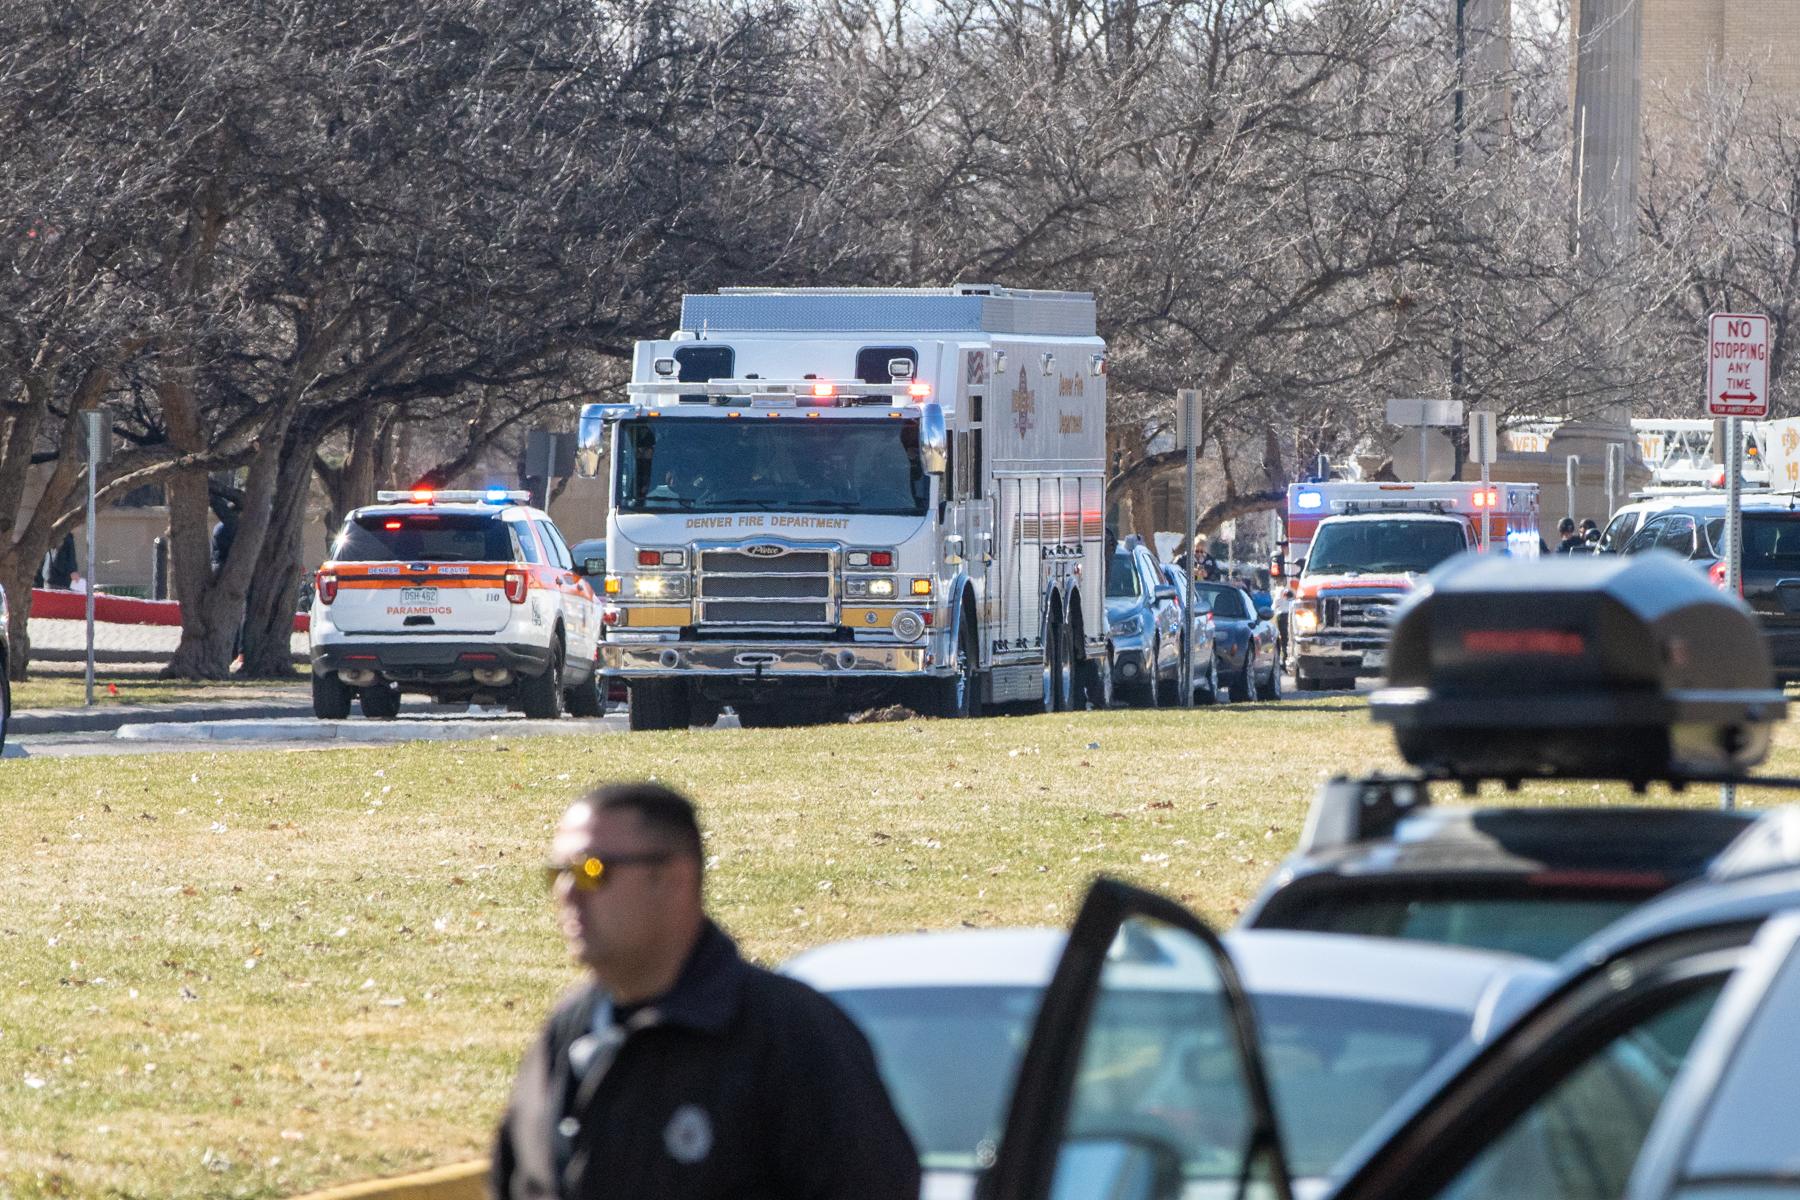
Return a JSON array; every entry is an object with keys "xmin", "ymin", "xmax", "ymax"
[
  {"xmin": 1432, "ymin": 980, "xmax": 1725, "ymax": 1200},
  {"xmin": 536, "ymin": 520, "xmax": 573, "ymax": 570},
  {"xmin": 510, "ymin": 520, "xmax": 544, "ymax": 564},
  {"xmin": 1655, "ymin": 516, "xmax": 1697, "ymax": 557},
  {"xmin": 986, "ymin": 881, "xmax": 1293, "ymax": 1200},
  {"xmin": 1622, "ymin": 518, "xmax": 1667, "ymax": 556},
  {"xmin": 1598, "ymin": 512, "xmax": 1640, "ymax": 553}
]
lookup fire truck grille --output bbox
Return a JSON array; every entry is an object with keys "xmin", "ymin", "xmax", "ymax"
[
  {"xmin": 699, "ymin": 600, "xmax": 832, "ymax": 625},
  {"xmin": 1323, "ymin": 592, "xmax": 1404, "ymax": 629},
  {"xmin": 697, "ymin": 574, "xmax": 829, "ymax": 599},
  {"xmin": 695, "ymin": 546, "xmax": 834, "ymax": 627},
  {"xmin": 702, "ymin": 550, "xmax": 831, "ymax": 575}
]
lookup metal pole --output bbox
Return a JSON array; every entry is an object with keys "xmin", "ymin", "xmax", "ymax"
[
  {"xmin": 1182, "ymin": 391, "xmax": 1196, "ymax": 709},
  {"xmin": 1723, "ymin": 415, "xmax": 1743, "ymax": 811},
  {"xmin": 85, "ymin": 452, "xmax": 97, "ymax": 708},
  {"xmin": 1566, "ymin": 455, "xmax": 1579, "ymax": 524},
  {"xmin": 1418, "ymin": 428, "xmax": 1428, "ymax": 481},
  {"xmin": 1480, "ymin": 461, "xmax": 1492, "ymax": 551}
]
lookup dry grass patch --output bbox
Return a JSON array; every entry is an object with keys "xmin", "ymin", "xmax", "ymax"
[
  {"xmin": 0, "ymin": 698, "xmax": 1792, "ymax": 1197},
  {"xmin": 11, "ymin": 675, "xmax": 304, "ymax": 712}
]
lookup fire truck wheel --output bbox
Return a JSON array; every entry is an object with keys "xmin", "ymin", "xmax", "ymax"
[
  {"xmin": 312, "ymin": 671, "xmax": 353, "ymax": 720},
  {"xmin": 688, "ymin": 694, "xmax": 722, "ymax": 728},
  {"xmin": 1046, "ymin": 613, "xmax": 1076, "ymax": 713},
  {"xmin": 628, "ymin": 679, "xmax": 686, "ymax": 731},
  {"xmin": 564, "ymin": 657, "xmax": 607, "ymax": 718},
  {"xmin": 359, "ymin": 683, "xmax": 401, "ymax": 720},
  {"xmin": 519, "ymin": 641, "xmax": 566, "ymax": 720},
  {"xmin": 925, "ymin": 622, "xmax": 982, "ymax": 719}
]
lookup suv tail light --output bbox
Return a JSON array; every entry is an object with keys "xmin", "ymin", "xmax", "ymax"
[
  {"xmin": 316, "ymin": 571, "xmax": 338, "ymax": 604},
  {"xmin": 504, "ymin": 568, "xmax": 529, "ymax": 604},
  {"xmin": 1709, "ymin": 560, "xmax": 1731, "ymax": 592}
]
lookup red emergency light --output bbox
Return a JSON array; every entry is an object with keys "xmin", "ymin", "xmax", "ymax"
[{"xmin": 411, "ymin": 488, "xmax": 434, "ymax": 503}]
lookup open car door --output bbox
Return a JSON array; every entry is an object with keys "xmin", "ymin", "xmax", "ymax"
[{"xmin": 983, "ymin": 878, "xmax": 1296, "ymax": 1200}]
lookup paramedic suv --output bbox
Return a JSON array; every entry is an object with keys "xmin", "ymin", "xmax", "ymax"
[{"xmin": 308, "ymin": 490, "xmax": 604, "ymax": 720}]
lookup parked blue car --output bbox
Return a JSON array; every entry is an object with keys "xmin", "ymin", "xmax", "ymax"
[{"xmin": 1193, "ymin": 580, "xmax": 1281, "ymax": 702}]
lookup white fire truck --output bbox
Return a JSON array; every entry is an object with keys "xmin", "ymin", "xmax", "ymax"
[
  {"xmin": 1275, "ymin": 480, "xmax": 1540, "ymax": 691},
  {"xmin": 575, "ymin": 285, "xmax": 1110, "ymax": 730}
]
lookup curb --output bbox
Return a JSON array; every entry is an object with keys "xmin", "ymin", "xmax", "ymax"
[
  {"xmin": 288, "ymin": 1160, "xmax": 486, "ymax": 1200},
  {"xmin": 30, "ymin": 649, "xmax": 309, "ymax": 665},
  {"xmin": 9, "ymin": 701, "xmax": 315, "ymax": 736},
  {"xmin": 114, "ymin": 714, "xmax": 616, "ymax": 742}
]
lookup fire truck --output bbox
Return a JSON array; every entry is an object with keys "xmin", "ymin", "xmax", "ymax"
[
  {"xmin": 574, "ymin": 285, "xmax": 1110, "ymax": 730},
  {"xmin": 1275, "ymin": 480, "xmax": 1540, "ymax": 691}
]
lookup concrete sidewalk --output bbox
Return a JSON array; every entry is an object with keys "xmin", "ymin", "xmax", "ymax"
[{"xmin": 10, "ymin": 694, "xmax": 316, "ymax": 735}]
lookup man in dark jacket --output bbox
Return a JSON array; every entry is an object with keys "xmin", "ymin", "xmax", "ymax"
[{"xmin": 491, "ymin": 782, "xmax": 920, "ymax": 1200}]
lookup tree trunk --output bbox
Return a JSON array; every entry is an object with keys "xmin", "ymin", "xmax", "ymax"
[
  {"xmin": 1, "ymin": 551, "xmax": 36, "ymax": 681},
  {"xmin": 239, "ymin": 423, "xmax": 318, "ymax": 677},
  {"xmin": 162, "ymin": 404, "xmax": 296, "ymax": 679}
]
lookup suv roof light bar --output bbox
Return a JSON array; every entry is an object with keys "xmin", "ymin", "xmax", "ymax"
[{"xmin": 374, "ymin": 489, "xmax": 531, "ymax": 505}]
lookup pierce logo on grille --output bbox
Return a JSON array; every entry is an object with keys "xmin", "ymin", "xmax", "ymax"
[{"xmin": 742, "ymin": 544, "xmax": 785, "ymax": 558}]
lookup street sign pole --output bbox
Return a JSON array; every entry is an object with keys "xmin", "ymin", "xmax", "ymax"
[
  {"xmin": 1178, "ymin": 389, "xmax": 1199, "ymax": 710},
  {"xmin": 1470, "ymin": 410, "xmax": 1497, "ymax": 551},
  {"xmin": 1703, "ymin": 313, "xmax": 1770, "ymax": 809}
]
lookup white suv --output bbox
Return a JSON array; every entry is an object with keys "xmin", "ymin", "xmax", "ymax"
[{"xmin": 308, "ymin": 489, "xmax": 604, "ymax": 719}]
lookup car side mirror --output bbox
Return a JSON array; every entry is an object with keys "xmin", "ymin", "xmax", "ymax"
[
  {"xmin": 919, "ymin": 402, "xmax": 949, "ymax": 475},
  {"xmin": 1153, "ymin": 585, "xmax": 1180, "ymax": 603},
  {"xmin": 1255, "ymin": 601, "xmax": 1273, "ymax": 620},
  {"xmin": 581, "ymin": 557, "xmax": 605, "ymax": 577}
]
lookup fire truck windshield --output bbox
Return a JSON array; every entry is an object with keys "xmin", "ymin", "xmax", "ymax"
[
  {"xmin": 1305, "ymin": 519, "xmax": 1467, "ymax": 577},
  {"xmin": 616, "ymin": 419, "xmax": 930, "ymax": 516}
]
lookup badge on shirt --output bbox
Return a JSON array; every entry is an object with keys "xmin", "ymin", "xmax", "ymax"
[{"xmin": 664, "ymin": 1103, "xmax": 713, "ymax": 1165}]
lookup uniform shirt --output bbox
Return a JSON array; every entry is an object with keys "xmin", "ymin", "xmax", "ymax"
[{"xmin": 490, "ymin": 920, "xmax": 920, "ymax": 1200}]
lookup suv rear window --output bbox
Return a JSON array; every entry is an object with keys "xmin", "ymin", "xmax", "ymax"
[
  {"xmin": 1741, "ymin": 514, "xmax": 1800, "ymax": 569},
  {"xmin": 332, "ymin": 513, "xmax": 514, "ymax": 563}
]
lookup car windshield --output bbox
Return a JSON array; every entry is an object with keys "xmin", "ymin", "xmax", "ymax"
[
  {"xmin": 615, "ymin": 418, "xmax": 929, "ymax": 515},
  {"xmin": 1107, "ymin": 555, "xmax": 1141, "ymax": 598},
  {"xmin": 1272, "ymin": 893, "xmax": 1644, "ymax": 961},
  {"xmin": 1305, "ymin": 520, "xmax": 1467, "ymax": 576},
  {"xmin": 830, "ymin": 985, "xmax": 1467, "ymax": 1178},
  {"xmin": 331, "ymin": 513, "xmax": 514, "ymax": 562}
]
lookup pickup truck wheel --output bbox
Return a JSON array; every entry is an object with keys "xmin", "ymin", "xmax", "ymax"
[
  {"xmin": 359, "ymin": 683, "xmax": 401, "ymax": 720},
  {"xmin": 518, "ymin": 642, "xmax": 565, "ymax": 720},
  {"xmin": 312, "ymin": 671, "xmax": 353, "ymax": 719}
]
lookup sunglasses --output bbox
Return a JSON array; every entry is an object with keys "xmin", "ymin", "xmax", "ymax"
[{"xmin": 544, "ymin": 852, "xmax": 674, "ymax": 893}]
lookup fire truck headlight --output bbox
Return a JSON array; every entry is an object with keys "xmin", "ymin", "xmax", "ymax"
[
  {"xmin": 1293, "ymin": 606, "xmax": 1320, "ymax": 635},
  {"xmin": 867, "ymin": 578, "xmax": 897, "ymax": 598}
]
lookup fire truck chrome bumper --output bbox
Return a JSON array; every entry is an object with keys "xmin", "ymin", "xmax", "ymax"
[{"xmin": 602, "ymin": 643, "xmax": 933, "ymax": 676}]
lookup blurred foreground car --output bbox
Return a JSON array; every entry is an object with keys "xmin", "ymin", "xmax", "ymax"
[
  {"xmin": 981, "ymin": 552, "xmax": 1800, "ymax": 1200},
  {"xmin": 1240, "ymin": 786, "xmax": 1757, "ymax": 959},
  {"xmin": 783, "ymin": 927, "xmax": 1552, "ymax": 1200}
]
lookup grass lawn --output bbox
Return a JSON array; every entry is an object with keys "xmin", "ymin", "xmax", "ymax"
[
  {"xmin": 0, "ymin": 697, "xmax": 1793, "ymax": 1197},
  {"xmin": 11, "ymin": 676, "xmax": 306, "ymax": 712}
]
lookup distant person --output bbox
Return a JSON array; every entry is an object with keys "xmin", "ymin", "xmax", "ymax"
[
  {"xmin": 491, "ymin": 782, "xmax": 918, "ymax": 1200},
  {"xmin": 46, "ymin": 533, "xmax": 77, "ymax": 589},
  {"xmin": 1556, "ymin": 518, "xmax": 1585, "ymax": 554}
]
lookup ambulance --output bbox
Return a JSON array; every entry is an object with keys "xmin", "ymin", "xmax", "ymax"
[
  {"xmin": 575, "ymin": 284, "xmax": 1109, "ymax": 730},
  {"xmin": 307, "ymin": 489, "xmax": 605, "ymax": 719},
  {"xmin": 1275, "ymin": 480, "xmax": 1540, "ymax": 691}
]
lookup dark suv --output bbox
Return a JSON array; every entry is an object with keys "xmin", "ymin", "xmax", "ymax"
[{"xmin": 1615, "ymin": 495, "xmax": 1800, "ymax": 679}]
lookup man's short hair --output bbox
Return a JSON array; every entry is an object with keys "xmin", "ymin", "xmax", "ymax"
[
  {"xmin": 1558, "ymin": 518, "xmax": 1576, "ymax": 534},
  {"xmin": 584, "ymin": 781, "xmax": 704, "ymax": 865}
]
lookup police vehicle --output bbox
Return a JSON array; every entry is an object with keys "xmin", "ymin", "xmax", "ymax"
[
  {"xmin": 977, "ymin": 551, "xmax": 1800, "ymax": 1200},
  {"xmin": 308, "ymin": 489, "xmax": 604, "ymax": 720}
]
